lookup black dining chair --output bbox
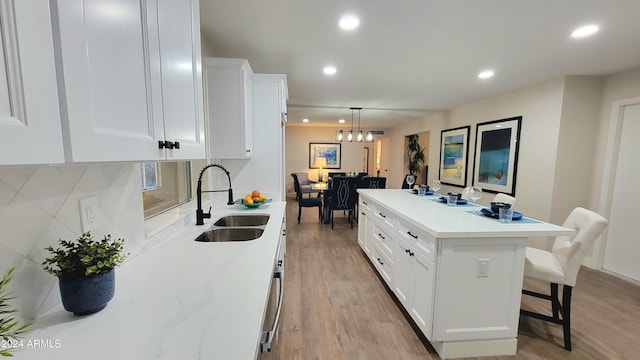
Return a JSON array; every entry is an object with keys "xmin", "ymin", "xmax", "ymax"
[
  {"xmin": 327, "ymin": 176, "xmax": 358, "ymax": 229},
  {"xmin": 291, "ymin": 173, "xmax": 322, "ymax": 223},
  {"xmin": 358, "ymin": 176, "xmax": 386, "ymax": 189}
]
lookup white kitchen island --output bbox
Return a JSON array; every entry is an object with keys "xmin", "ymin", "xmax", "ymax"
[{"xmin": 357, "ymin": 189, "xmax": 574, "ymax": 359}]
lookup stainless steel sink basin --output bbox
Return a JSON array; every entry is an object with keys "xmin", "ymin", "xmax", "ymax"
[
  {"xmin": 213, "ymin": 215, "xmax": 270, "ymax": 227},
  {"xmin": 195, "ymin": 228, "xmax": 264, "ymax": 242}
]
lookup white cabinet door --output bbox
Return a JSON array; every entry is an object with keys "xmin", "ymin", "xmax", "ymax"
[
  {"xmin": 53, "ymin": 0, "xmax": 164, "ymax": 162},
  {"xmin": 0, "ymin": 0, "xmax": 64, "ymax": 165},
  {"xmin": 204, "ymin": 58, "xmax": 253, "ymax": 159},
  {"xmin": 156, "ymin": 0, "xmax": 204, "ymax": 160},
  {"xmin": 411, "ymin": 251, "xmax": 435, "ymax": 339},
  {"xmin": 53, "ymin": 0, "xmax": 203, "ymax": 162},
  {"xmin": 394, "ymin": 237, "xmax": 414, "ymax": 308}
]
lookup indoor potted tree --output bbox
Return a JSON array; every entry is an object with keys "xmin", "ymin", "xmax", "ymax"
[
  {"xmin": 404, "ymin": 134, "xmax": 425, "ymax": 187},
  {"xmin": 42, "ymin": 232, "xmax": 127, "ymax": 315}
]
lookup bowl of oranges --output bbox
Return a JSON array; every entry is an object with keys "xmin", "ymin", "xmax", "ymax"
[{"xmin": 235, "ymin": 189, "xmax": 271, "ymax": 208}]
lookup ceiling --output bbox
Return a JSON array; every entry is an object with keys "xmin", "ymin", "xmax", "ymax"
[{"xmin": 199, "ymin": 0, "xmax": 640, "ymax": 130}]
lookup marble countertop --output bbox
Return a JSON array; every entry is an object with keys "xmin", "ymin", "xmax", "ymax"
[
  {"xmin": 19, "ymin": 201, "xmax": 286, "ymax": 360},
  {"xmin": 358, "ymin": 189, "xmax": 574, "ymax": 238}
]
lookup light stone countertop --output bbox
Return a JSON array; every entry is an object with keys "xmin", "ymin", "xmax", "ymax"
[
  {"xmin": 358, "ymin": 189, "xmax": 574, "ymax": 238},
  {"xmin": 19, "ymin": 201, "xmax": 286, "ymax": 360}
]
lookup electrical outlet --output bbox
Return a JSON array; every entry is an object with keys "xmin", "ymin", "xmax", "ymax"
[
  {"xmin": 477, "ymin": 258, "xmax": 490, "ymax": 278},
  {"xmin": 79, "ymin": 196, "xmax": 99, "ymax": 233}
]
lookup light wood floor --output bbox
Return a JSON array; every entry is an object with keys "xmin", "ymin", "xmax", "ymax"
[{"xmin": 264, "ymin": 197, "xmax": 640, "ymax": 360}]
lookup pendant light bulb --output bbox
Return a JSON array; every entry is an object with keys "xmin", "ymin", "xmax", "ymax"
[
  {"xmin": 357, "ymin": 130, "xmax": 363, "ymax": 142},
  {"xmin": 347, "ymin": 131, "xmax": 353, "ymax": 142},
  {"xmin": 366, "ymin": 131, "xmax": 373, "ymax": 142},
  {"xmin": 337, "ymin": 130, "xmax": 343, "ymax": 142}
]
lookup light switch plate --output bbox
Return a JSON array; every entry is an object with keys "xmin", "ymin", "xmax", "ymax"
[
  {"xmin": 477, "ymin": 258, "xmax": 490, "ymax": 278},
  {"xmin": 79, "ymin": 196, "xmax": 99, "ymax": 233}
]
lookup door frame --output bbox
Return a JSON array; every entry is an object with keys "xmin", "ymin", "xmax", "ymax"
[{"xmin": 589, "ymin": 97, "xmax": 640, "ymax": 269}]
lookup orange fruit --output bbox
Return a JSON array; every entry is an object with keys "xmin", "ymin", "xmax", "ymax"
[
  {"xmin": 251, "ymin": 189, "xmax": 261, "ymax": 198},
  {"xmin": 243, "ymin": 195, "xmax": 253, "ymax": 204}
]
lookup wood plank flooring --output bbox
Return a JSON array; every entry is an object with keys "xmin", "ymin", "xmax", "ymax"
[{"xmin": 264, "ymin": 197, "xmax": 640, "ymax": 359}]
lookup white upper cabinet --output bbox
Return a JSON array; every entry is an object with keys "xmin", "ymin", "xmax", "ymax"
[
  {"xmin": 203, "ymin": 58, "xmax": 253, "ymax": 159},
  {"xmin": 0, "ymin": 0, "xmax": 64, "ymax": 165},
  {"xmin": 52, "ymin": 0, "xmax": 204, "ymax": 162}
]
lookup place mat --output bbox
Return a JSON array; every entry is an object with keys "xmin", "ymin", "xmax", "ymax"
[
  {"xmin": 467, "ymin": 210, "xmax": 540, "ymax": 224},
  {"xmin": 429, "ymin": 197, "xmax": 475, "ymax": 207}
]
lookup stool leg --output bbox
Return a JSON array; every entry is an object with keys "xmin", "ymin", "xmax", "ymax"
[{"xmin": 562, "ymin": 285, "xmax": 573, "ymax": 351}]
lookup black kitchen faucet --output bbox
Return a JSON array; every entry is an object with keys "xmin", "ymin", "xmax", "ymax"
[{"xmin": 196, "ymin": 164, "xmax": 234, "ymax": 225}]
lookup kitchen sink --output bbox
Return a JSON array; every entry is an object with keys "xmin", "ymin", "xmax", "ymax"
[
  {"xmin": 213, "ymin": 215, "xmax": 270, "ymax": 227},
  {"xmin": 195, "ymin": 228, "xmax": 264, "ymax": 242}
]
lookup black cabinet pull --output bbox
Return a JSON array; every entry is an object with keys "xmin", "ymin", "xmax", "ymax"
[
  {"xmin": 410, "ymin": 251, "xmax": 415, "ymax": 257},
  {"xmin": 379, "ymin": 212, "xmax": 386, "ymax": 218},
  {"xmin": 405, "ymin": 249, "xmax": 410, "ymax": 254},
  {"xmin": 377, "ymin": 257, "xmax": 384, "ymax": 265},
  {"xmin": 361, "ymin": 212, "xmax": 366, "ymax": 215},
  {"xmin": 378, "ymin": 233, "xmax": 385, "ymax": 240},
  {"xmin": 158, "ymin": 140, "xmax": 178, "ymax": 149},
  {"xmin": 407, "ymin": 231, "xmax": 418, "ymax": 239},
  {"xmin": 363, "ymin": 201, "xmax": 368, "ymax": 206}
]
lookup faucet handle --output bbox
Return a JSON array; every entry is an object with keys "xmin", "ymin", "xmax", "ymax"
[{"xmin": 202, "ymin": 206, "xmax": 212, "ymax": 219}]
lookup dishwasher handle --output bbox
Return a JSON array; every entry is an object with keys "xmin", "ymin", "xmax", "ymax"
[{"xmin": 260, "ymin": 264, "xmax": 284, "ymax": 353}]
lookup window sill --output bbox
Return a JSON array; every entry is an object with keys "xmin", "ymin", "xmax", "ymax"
[{"xmin": 144, "ymin": 199, "xmax": 210, "ymax": 239}]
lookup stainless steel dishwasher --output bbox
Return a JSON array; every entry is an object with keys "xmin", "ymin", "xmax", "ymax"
[{"xmin": 259, "ymin": 219, "xmax": 285, "ymax": 357}]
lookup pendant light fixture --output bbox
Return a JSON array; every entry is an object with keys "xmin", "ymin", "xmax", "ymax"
[
  {"xmin": 347, "ymin": 108, "xmax": 354, "ymax": 142},
  {"xmin": 354, "ymin": 107, "xmax": 363, "ymax": 142}
]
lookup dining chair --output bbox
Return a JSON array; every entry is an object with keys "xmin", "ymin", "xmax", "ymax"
[
  {"xmin": 520, "ymin": 207, "xmax": 608, "ymax": 351},
  {"xmin": 292, "ymin": 172, "xmax": 319, "ymax": 198},
  {"xmin": 327, "ymin": 176, "xmax": 358, "ymax": 229},
  {"xmin": 357, "ymin": 176, "xmax": 387, "ymax": 189},
  {"xmin": 493, "ymin": 193, "xmax": 516, "ymax": 207},
  {"xmin": 291, "ymin": 173, "xmax": 322, "ymax": 223}
]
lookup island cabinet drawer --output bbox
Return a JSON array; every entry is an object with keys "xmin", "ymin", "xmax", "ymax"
[
  {"xmin": 372, "ymin": 242, "xmax": 394, "ymax": 286},
  {"xmin": 396, "ymin": 219, "xmax": 436, "ymax": 262},
  {"xmin": 372, "ymin": 223, "xmax": 394, "ymax": 257},
  {"xmin": 372, "ymin": 204, "xmax": 395, "ymax": 231},
  {"xmin": 359, "ymin": 197, "xmax": 372, "ymax": 212}
]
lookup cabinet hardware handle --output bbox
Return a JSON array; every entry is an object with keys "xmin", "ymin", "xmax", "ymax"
[
  {"xmin": 378, "ymin": 233, "xmax": 385, "ymax": 240},
  {"xmin": 246, "ymin": 149, "xmax": 251, "ymax": 152},
  {"xmin": 410, "ymin": 251, "xmax": 415, "ymax": 257},
  {"xmin": 278, "ymin": 260, "xmax": 283, "ymax": 267},
  {"xmin": 377, "ymin": 258, "xmax": 384, "ymax": 265},
  {"xmin": 159, "ymin": 140, "xmax": 177, "ymax": 149},
  {"xmin": 379, "ymin": 212, "xmax": 386, "ymax": 218},
  {"xmin": 407, "ymin": 231, "xmax": 418, "ymax": 239},
  {"xmin": 361, "ymin": 212, "xmax": 365, "ymax": 215},
  {"xmin": 363, "ymin": 201, "xmax": 368, "ymax": 205},
  {"xmin": 405, "ymin": 249, "xmax": 410, "ymax": 254}
]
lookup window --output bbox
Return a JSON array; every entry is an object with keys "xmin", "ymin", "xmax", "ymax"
[{"xmin": 141, "ymin": 161, "xmax": 192, "ymax": 218}]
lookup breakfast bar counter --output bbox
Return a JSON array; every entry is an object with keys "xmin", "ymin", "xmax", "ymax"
[{"xmin": 357, "ymin": 189, "xmax": 574, "ymax": 359}]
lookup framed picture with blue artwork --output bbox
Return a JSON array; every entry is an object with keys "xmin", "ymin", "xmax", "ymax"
[
  {"xmin": 309, "ymin": 143, "xmax": 341, "ymax": 169},
  {"xmin": 472, "ymin": 116, "xmax": 522, "ymax": 196},
  {"xmin": 439, "ymin": 125, "xmax": 470, "ymax": 187}
]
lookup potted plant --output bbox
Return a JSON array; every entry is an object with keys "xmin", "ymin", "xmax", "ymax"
[
  {"xmin": 407, "ymin": 134, "xmax": 425, "ymax": 176},
  {"xmin": 42, "ymin": 232, "xmax": 128, "ymax": 315},
  {"xmin": 1, "ymin": 267, "xmax": 31, "ymax": 357}
]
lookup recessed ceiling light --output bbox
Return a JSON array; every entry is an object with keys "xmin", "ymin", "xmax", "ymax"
[
  {"xmin": 339, "ymin": 15, "xmax": 360, "ymax": 30},
  {"xmin": 478, "ymin": 70, "xmax": 495, "ymax": 79},
  {"xmin": 323, "ymin": 65, "xmax": 337, "ymax": 75},
  {"xmin": 338, "ymin": 119, "xmax": 345, "ymax": 124},
  {"xmin": 571, "ymin": 24, "xmax": 599, "ymax": 38},
  {"xmin": 302, "ymin": 118, "xmax": 309, "ymax": 123}
]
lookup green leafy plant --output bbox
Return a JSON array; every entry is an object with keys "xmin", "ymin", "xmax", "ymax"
[
  {"xmin": 43, "ymin": 232, "xmax": 128, "ymax": 281},
  {"xmin": 407, "ymin": 134, "xmax": 425, "ymax": 176},
  {"xmin": 1, "ymin": 267, "xmax": 31, "ymax": 357}
]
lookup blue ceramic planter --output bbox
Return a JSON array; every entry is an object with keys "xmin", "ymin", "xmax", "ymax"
[{"xmin": 59, "ymin": 269, "xmax": 115, "ymax": 315}]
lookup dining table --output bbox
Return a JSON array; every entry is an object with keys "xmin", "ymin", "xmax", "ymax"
[{"xmin": 311, "ymin": 182, "xmax": 332, "ymax": 224}]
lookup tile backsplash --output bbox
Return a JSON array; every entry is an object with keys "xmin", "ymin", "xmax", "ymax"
[{"xmin": 0, "ymin": 163, "xmax": 146, "ymax": 319}]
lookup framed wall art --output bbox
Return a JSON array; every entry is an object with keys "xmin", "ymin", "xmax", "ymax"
[
  {"xmin": 309, "ymin": 143, "xmax": 341, "ymax": 169},
  {"xmin": 439, "ymin": 126, "xmax": 470, "ymax": 187},
  {"xmin": 472, "ymin": 116, "xmax": 522, "ymax": 196}
]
